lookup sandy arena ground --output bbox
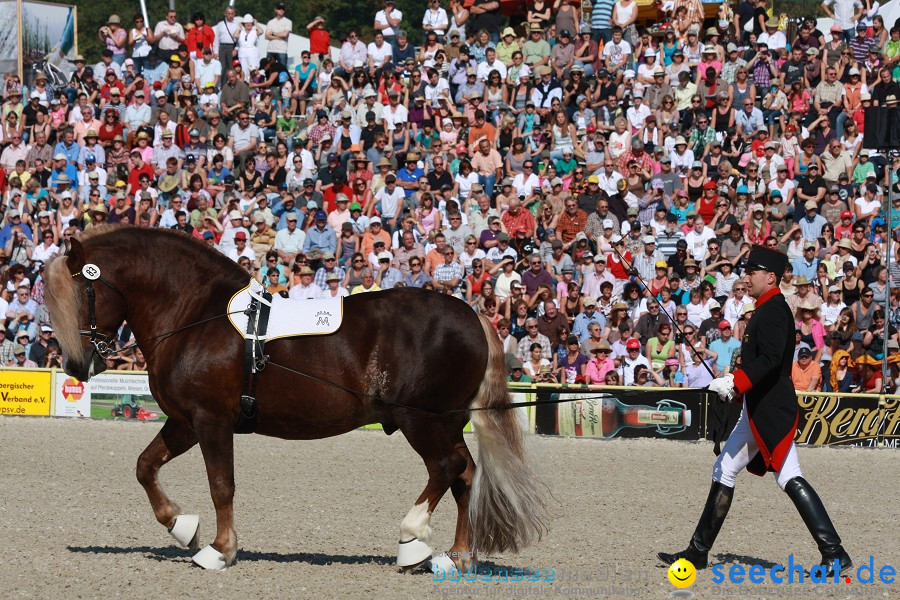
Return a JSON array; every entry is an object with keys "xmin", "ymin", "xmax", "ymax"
[{"xmin": 0, "ymin": 417, "xmax": 896, "ymax": 600}]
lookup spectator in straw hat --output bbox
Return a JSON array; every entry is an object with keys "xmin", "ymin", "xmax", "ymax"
[{"xmin": 289, "ymin": 264, "xmax": 323, "ymax": 299}]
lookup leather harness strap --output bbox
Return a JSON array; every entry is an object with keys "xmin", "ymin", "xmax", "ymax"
[{"xmin": 235, "ymin": 290, "xmax": 273, "ymax": 434}]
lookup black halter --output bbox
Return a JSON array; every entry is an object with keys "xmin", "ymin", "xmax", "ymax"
[{"xmin": 72, "ymin": 263, "xmax": 122, "ymax": 360}]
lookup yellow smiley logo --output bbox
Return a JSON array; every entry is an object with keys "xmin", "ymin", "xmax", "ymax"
[{"xmin": 667, "ymin": 558, "xmax": 697, "ymax": 588}]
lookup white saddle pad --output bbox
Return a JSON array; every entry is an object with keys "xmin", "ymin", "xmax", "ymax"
[{"xmin": 227, "ymin": 280, "xmax": 343, "ymax": 341}]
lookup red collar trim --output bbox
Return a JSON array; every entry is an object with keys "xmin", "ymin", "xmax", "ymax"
[{"xmin": 755, "ymin": 287, "xmax": 782, "ymax": 308}]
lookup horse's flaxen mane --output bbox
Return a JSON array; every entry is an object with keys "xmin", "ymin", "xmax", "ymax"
[{"xmin": 43, "ymin": 253, "xmax": 87, "ymax": 365}]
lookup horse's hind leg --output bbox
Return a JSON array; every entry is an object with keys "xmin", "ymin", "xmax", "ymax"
[
  {"xmin": 396, "ymin": 417, "xmax": 468, "ymax": 570},
  {"xmin": 447, "ymin": 437, "xmax": 477, "ymax": 571},
  {"xmin": 136, "ymin": 419, "xmax": 200, "ymax": 549}
]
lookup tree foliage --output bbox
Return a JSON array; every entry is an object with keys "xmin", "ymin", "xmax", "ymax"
[{"xmin": 69, "ymin": 0, "xmax": 434, "ymax": 62}]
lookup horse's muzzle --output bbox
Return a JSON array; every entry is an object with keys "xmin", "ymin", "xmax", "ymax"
[{"xmin": 65, "ymin": 353, "xmax": 107, "ymax": 382}]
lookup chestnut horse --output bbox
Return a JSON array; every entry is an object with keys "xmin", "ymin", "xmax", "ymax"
[{"xmin": 43, "ymin": 226, "xmax": 546, "ymax": 570}]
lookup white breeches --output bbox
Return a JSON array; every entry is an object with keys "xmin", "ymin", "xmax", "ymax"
[
  {"xmin": 238, "ymin": 49, "xmax": 260, "ymax": 81},
  {"xmin": 712, "ymin": 400, "xmax": 803, "ymax": 491}
]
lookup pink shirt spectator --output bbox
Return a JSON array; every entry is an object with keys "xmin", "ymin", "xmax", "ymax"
[
  {"xmin": 105, "ymin": 28, "xmax": 127, "ymax": 56},
  {"xmin": 697, "ymin": 60, "xmax": 722, "ymax": 81},
  {"xmin": 585, "ymin": 356, "xmax": 615, "ymax": 383}
]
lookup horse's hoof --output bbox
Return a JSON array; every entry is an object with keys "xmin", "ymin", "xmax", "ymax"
[
  {"xmin": 396, "ymin": 537, "xmax": 433, "ymax": 567},
  {"xmin": 398, "ymin": 560, "xmax": 430, "ymax": 574},
  {"xmin": 429, "ymin": 552, "xmax": 460, "ymax": 576},
  {"xmin": 192, "ymin": 545, "xmax": 228, "ymax": 570},
  {"xmin": 169, "ymin": 514, "xmax": 200, "ymax": 549}
]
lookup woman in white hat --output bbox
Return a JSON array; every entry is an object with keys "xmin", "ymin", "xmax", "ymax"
[{"xmin": 237, "ymin": 14, "xmax": 263, "ymax": 82}]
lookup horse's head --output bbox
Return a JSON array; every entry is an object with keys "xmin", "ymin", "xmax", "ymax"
[{"xmin": 44, "ymin": 237, "xmax": 127, "ymax": 381}]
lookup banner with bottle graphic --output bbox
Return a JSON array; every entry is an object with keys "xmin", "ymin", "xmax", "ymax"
[{"xmin": 535, "ymin": 390, "xmax": 707, "ymax": 440}]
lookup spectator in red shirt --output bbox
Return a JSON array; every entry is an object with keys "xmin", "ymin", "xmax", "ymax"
[
  {"xmin": 500, "ymin": 196, "xmax": 535, "ymax": 238},
  {"xmin": 186, "ymin": 12, "xmax": 216, "ymax": 60},
  {"xmin": 306, "ymin": 16, "xmax": 331, "ymax": 62},
  {"xmin": 853, "ymin": 92, "xmax": 870, "ymax": 132},
  {"xmin": 557, "ymin": 198, "xmax": 588, "ymax": 248},
  {"xmin": 616, "ymin": 138, "xmax": 654, "ymax": 177},
  {"xmin": 696, "ymin": 181, "xmax": 718, "ymax": 222},
  {"xmin": 606, "ymin": 235, "xmax": 633, "ymax": 280},
  {"xmin": 127, "ymin": 151, "xmax": 155, "ymax": 193}
]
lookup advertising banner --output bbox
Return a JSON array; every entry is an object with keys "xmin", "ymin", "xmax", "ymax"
[
  {"xmin": 0, "ymin": 369, "xmax": 52, "ymax": 416},
  {"xmin": 796, "ymin": 394, "xmax": 900, "ymax": 448},
  {"xmin": 89, "ymin": 372, "xmax": 152, "ymax": 395},
  {"xmin": 0, "ymin": 1, "xmax": 18, "ymax": 76},
  {"xmin": 53, "ymin": 374, "xmax": 90, "ymax": 417},
  {"xmin": 87, "ymin": 371, "xmax": 158, "ymax": 420},
  {"xmin": 22, "ymin": 1, "xmax": 77, "ymax": 82},
  {"xmin": 530, "ymin": 389, "xmax": 706, "ymax": 440}
]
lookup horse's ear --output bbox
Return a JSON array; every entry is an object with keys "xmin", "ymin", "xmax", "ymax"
[{"xmin": 67, "ymin": 237, "xmax": 85, "ymax": 272}]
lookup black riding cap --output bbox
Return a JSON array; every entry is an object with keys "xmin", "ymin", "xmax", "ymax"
[{"xmin": 744, "ymin": 245, "xmax": 787, "ymax": 278}]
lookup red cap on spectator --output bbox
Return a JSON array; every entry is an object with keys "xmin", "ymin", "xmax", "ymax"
[
  {"xmin": 841, "ymin": 210, "xmax": 853, "ymax": 219},
  {"xmin": 626, "ymin": 339, "xmax": 641, "ymax": 349},
  {"xmin": 718, "ymin": 320, "xmax": 732, "ymax": 330},
  {"xmin": 586, "ymin": 125, "xmax": 596, "ymax": 133},
  {"xmin": 153, "ymin": 81, "xmax": 162, "ymax": 89},
  {"xmin": 703, "ymin": 181, "xmax": 717, "ymax": 190},
  {"xmin": 785, "ymin": 125, "xmax": 795, "ymax": 132},
  {"xmin": 456, "ymin": 144, "xmax": 467, "ymax": 154},
  {"xmin": 517, "ymin": 226, "xmax": 528, "ymax": 233}
]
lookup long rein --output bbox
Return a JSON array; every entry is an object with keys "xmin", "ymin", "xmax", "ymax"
[{"xmin": 71, "ymin": 264, "xmax": 710, "ymax": 416}]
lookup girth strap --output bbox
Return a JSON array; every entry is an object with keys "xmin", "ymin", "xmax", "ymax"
[{"xmin": 235, "ymin": 289, "xmax": 273, "ymax": 434}]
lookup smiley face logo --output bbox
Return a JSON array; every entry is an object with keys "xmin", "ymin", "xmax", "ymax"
[{"xmin": 667, "ymin": 558, "xmax": 696, "ymax": 588}]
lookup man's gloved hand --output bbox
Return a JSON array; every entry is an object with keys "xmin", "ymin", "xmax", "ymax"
[{"xmin": 708, "ymin": 374, "xmax": 736, "ymax": 402}]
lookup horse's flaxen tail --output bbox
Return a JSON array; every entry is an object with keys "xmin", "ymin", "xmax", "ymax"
[{"xmin": 468, "ymin": 315, "xmax": 548, "ymax": 557}]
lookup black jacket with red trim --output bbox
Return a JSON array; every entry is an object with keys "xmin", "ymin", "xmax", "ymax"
[{"xmin": 732, "ymin": 287, "xmax": 798, "ymax": 475}]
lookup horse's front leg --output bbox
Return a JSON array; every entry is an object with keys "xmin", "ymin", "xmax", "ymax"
[
  {"xmin": 136, "ymin": 419, "xmax": 200, "ymax": 549},
  {"xmin": 191, "ymin": 423, "xmax": 238, "ymax": 570}
]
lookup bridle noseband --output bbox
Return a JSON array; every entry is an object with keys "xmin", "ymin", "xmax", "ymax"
[{"xmin": 72, "ymin": 263, "xmax": 122, "ymax": 360}]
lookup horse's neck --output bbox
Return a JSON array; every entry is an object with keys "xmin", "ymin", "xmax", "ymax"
[{"xmin": 118, "ymin": 254, "xmax": 242, "ymax": 344}]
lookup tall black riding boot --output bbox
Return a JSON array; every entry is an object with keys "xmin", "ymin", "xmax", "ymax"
[
  {"xmin": 784, "ymin": 476, "xmax": 852, "ymax": 577},
  {"xmin": 658, "ymin": 480, "xmax": 734, "ymax": 569}
]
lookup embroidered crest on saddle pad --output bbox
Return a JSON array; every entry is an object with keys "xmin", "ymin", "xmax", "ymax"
[{"xmin": 228, "ymin": 280, "xmax": 343, "ymax": 340}]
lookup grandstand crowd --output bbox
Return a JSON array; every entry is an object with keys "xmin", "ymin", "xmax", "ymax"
[{"xmin": 2, "ymin": 0, "xmax": 900, "ymax": 393}]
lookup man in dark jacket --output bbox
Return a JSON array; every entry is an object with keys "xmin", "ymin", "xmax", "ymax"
[{"xmin": 659, "ymin": 245, "xmax": 852, "ymax": 577}]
